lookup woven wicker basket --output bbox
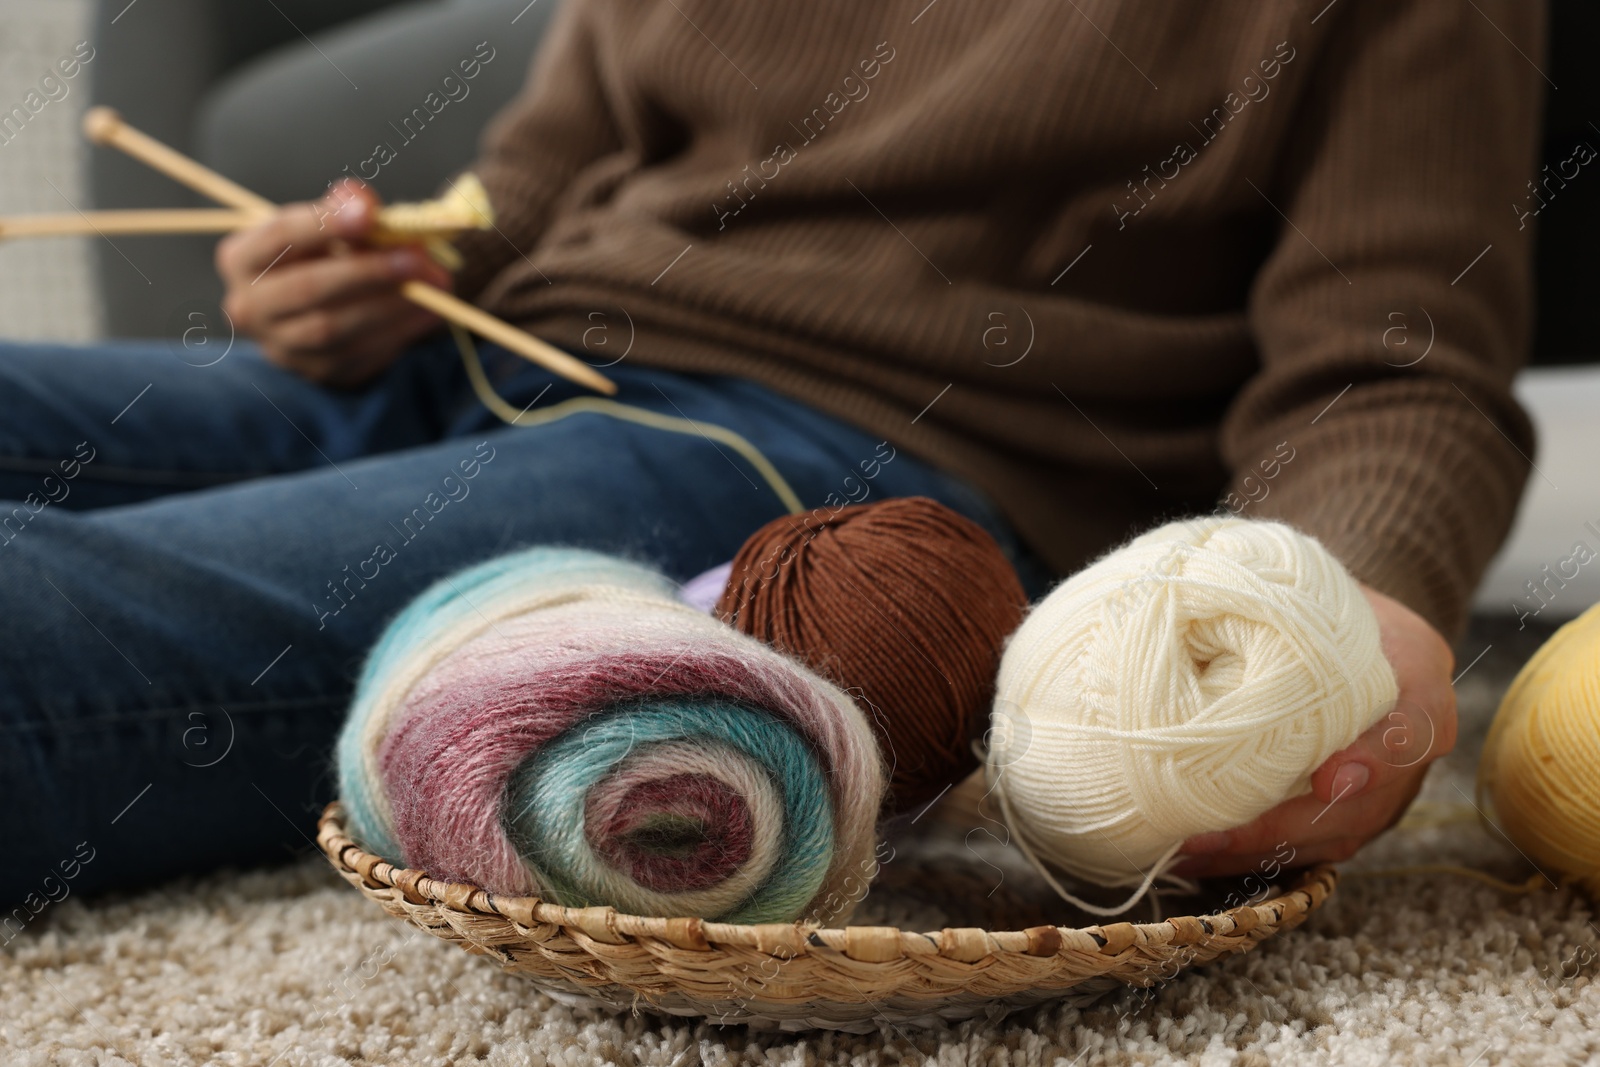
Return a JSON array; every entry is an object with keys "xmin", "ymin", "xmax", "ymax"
[{"xmin": 317, "ymin": 802, "xmax": 1335, "ymax": 1032}]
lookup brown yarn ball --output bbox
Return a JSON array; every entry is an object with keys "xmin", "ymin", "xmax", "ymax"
[{"xmin": 714, "ymin": 496, "xmax": 1028, "ymax": 813}]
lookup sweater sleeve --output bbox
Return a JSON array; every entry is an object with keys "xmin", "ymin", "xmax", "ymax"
[
  {"xmin": 1223, "ymin": 0, "xmax": 1547, "ymax": 640},
  {"xmin": 448, "ymin": 0, "xmax": 622, "ymax": 304}
]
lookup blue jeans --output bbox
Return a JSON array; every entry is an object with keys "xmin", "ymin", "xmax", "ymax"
[{"xmin": 0, "ymin": 335, "xmax": 1045, "ymax": 911}]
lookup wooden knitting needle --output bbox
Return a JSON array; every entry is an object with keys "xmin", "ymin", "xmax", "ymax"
[
  {"xmin": 0, "ymin": 190, "xmax": 490, "ymax": 243},
  {"xmin": 0, "ymin": 208, "xmax": 486, "ymax": 242},
  {"xmin": 83, "ymin": 107, "xmax": 276, "ymax": 217},
  {"xmin": 81, "ymin": 107, "xmax": 617, "ymax": 396},
  {"xmin": 0, "ymin": 208, "xmax": 253, "ymax": 239}
]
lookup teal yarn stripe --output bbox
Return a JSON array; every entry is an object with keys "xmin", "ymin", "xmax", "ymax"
[
  {"xmin": 335, "ymin": 546, "xmax": 679, "ymax": 861},
  {"xmin": 504, "ymin": 699, "xmax": 836, "ymax": 924}
]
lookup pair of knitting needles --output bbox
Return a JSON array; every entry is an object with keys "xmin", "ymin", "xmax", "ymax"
[{"xmin": 0, "ymin": 107, "xmax": 615, "ymax": 395}]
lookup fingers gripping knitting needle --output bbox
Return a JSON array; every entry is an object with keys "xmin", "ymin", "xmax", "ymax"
[{"xmin": 79, "ymin": 107, "xmax": 616, "ymax": 396}]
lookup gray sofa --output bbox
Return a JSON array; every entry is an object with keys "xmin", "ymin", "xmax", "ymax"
[{"xmin": 88, "ymin": 0, "xmax": 555, "ymax": 338}]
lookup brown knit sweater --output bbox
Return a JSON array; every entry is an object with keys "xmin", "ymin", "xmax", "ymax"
[{"xmin": 451, "ymin": 0, "xmax": 1546, "ymax": 639}]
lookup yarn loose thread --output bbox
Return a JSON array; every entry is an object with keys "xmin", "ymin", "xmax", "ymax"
[
  {"xmin": 335, "ymin": 547, "xmax": 885, "ymax": 925},
  {"xmin": 714, "ymin": 497, "xmax": 1028, "ymax": 812},
  {"xmin": 985, "ymin": 516, "xmax": 1398, "ymax": 915},
  {"xmin": 1479, "ymin": 600, "xmax": 1600, "ymax": 895}
]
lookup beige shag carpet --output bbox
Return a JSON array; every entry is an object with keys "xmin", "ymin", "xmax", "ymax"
[{"xmin": 4, "ymin": 619, "xmax": 1598, "ymax": 1067}]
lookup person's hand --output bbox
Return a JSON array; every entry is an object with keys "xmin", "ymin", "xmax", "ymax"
[
  {"xmin": 1172, "ymin": 584, "xmax": 1458, "ymax": 877},
  {"xmin": 216, "ymin": 178, "xmax": 452, "ymax": 388}
]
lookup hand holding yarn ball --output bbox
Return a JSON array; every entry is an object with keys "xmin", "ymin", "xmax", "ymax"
[
  {"xmin": 1173, "ymin": 583, "xmax": 1458, "ymax": 877},
  {"xmin": 986, "ymin": 517, "xmax": 1406, "ymax": 912}
]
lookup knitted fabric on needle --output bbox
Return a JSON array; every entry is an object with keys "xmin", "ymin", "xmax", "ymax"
[{"xmin": 335, "ymin": 547, "xmax": 885, "ymax": 925}]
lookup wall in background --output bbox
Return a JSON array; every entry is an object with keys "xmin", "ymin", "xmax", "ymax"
[
  {"xmin": 0, "ymin": 0, "xmax": 102, "ymax": 342},
  {"xmin": 1474, "ymin": 367, "xmax": 1600, "ymax": 622}
]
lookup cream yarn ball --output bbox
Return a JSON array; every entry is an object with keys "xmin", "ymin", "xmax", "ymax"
[{"xmin": 987, "ymin": 516, "xmax": 1397, "ymax": 905}]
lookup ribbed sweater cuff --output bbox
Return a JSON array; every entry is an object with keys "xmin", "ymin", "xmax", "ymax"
[{"xmin": 1242, "ymin": 412, "xmax": 1529, "ymax": 641}]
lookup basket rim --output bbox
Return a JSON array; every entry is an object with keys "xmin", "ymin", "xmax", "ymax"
[{"xmin": 316, "ymin": 801, "xmax": 1337, "ymax": 964}]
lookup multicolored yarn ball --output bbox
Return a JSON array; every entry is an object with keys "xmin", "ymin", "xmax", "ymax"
[
  {"xmin": 986, "ymin": 516, "xmax": 1397, "ymax": 911},
  {"xmin": 1480, "ymin": 600, "xmax": 1600, "ymax": 895},
  {"xmin": 335, "ymin": 547, "xmax": 885, "ymax": 925},
  {"xmin": 714, "ymin": 496, "xmax": 1027, "ymax": 812}
]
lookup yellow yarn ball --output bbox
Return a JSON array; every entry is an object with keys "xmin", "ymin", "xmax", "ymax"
[{"xmin": 1479, "ymin": 602, "xmax": 1600, "ymax": 895}]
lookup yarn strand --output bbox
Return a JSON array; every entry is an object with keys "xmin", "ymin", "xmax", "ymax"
[
  {"xmin": 1341, "ymin": 866, "xmax": 1551, "ymax": 895},
  {"xmin": 987, "ymin": 756, "xmax": 1192, "ymax": 917},
  {"xmin": 453, "ymin": 324, "xmax": 804, "ymax": 514}
]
